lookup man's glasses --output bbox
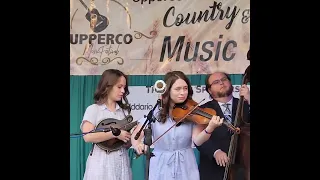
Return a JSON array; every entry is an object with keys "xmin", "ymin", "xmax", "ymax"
[{"xmin": 209, "ymin": 77, "xmax": 229, "ymax": 87}]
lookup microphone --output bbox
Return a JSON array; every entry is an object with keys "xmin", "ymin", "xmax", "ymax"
[
  {"xmin": 154, "ymin": 80, "xmax": 166, "ymax": 109},
  {"xmin": 144, "ymin": 128, "xmax": 152, "ymax": 145},
  {"xmin": 157, "ymin": 96, "xmax": 163, "ymax": 110},
  {"xmin": 70, "ymin": 128, "xmax": 111, "ymax": 137}
]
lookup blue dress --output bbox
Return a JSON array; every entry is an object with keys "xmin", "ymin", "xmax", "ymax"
[{"xmin": 138, "ymin": 109, "xmax": 199, "ymax": 180}]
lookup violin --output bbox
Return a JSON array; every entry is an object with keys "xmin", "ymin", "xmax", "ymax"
[
  {"xmin": 172, "ymin": 99, "xmax": 240, "ymax": 133},
  {"xmin": 133, "ymin": 98, "xmax": 240, "ymax": 159},
  {"xmin": 150, "ymin": 99, "xmax": 240, "ymax": 145}
]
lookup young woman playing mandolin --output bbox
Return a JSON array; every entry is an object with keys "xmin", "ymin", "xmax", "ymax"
[
  {"xmin": 80, "ymin": 69, "xmax": 132, "ymax": 180},
  {"xmin": 131, "ymin": 71, "xmax": 224, "ymax": 180}
]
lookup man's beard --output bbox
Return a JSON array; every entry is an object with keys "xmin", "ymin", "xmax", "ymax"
[{"xmin": 216, "ymin": 86, "xmax": 233, "ymax": 98}]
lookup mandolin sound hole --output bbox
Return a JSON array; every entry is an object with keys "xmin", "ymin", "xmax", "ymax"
[
  {"xmin": 101, "ymin": 122, "xmax": 116, "ymax": 126},
  {"xmin": 91, "ymin": 14, "xmax": 97, "ymax": 20}
]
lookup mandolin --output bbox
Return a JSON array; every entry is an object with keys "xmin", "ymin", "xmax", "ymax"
[{"xmin": 95, "ymin": 115, "xmax": 138, "ymax": 153}]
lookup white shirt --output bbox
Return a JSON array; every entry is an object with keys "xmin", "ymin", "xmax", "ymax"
[{"xmin": 217, "ymin": 97, "xmax": 233, "ymax": 115}]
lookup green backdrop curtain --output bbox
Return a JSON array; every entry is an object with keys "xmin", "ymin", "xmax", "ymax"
[{"xmin": 70, "ymin": 74, "xmax": 243, "ymax": 180}]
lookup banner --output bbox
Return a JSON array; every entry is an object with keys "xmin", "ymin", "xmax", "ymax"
[
  {"xmin": 127, "ymin": 85, "xmax": 250, "ymax": 121},
  {"xmin": 70, "ymin": 0, "xmax": 250, "ymax": 75}
]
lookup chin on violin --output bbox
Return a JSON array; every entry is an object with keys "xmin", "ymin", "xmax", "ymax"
[{"xmin": 133, "ymin": 98, "xmax": 241, "ymax": 158}]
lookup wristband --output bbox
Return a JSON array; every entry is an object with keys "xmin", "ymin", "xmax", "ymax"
[{"xmin": 204, "ymin": 129, "xmax": 212, "ymax": 134}]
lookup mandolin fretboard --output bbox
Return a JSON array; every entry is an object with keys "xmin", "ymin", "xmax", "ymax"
[{"xmin": 123, "ymin": 121, "xmax": 138, "ymax": 131}]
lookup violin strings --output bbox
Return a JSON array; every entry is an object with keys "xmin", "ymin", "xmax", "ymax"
[
  {"xmin": 223, "ymin": 132, "xmax": 239, "ymax": 179},
  {"xmin": 151, "ymin": 104, "xmax": 200, "ymax": 145},
  {"xmin": 195, "ymin": 108, "xmax": 239, "ymax": 133},
  {"xmin": 194, "ymin": 109, "xmax": 211, "ymax": 119}
]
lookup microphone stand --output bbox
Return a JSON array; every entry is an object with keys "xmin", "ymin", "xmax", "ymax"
[{"xmin": 134, "ymin": 99, "xmax": 161, "ymax": 180}]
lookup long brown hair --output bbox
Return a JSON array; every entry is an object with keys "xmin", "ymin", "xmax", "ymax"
[
  {"xmin": 159, "ymin": 71, "xmax": 193, "ymax": 123},
  {"xmin": 93, "ymin": 69, "xmax": 131, "ymax": 113}
]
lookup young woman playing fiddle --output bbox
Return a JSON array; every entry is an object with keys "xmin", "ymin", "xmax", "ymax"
[
  {"xmin": 131, "ymin": 71, "xmax": 224, "ymax": 180},
  {"xmin": 80, "ymin": 69, "xmax": 132, "ymax": 180}
]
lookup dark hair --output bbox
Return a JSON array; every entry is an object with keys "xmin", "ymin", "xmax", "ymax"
[
  {"xmin": 205, "ymin": 72, "xmax": 231, "ymax": 99},
  {"xmin": 93, "ymin": 69, "xmax": 131, "ymax": 113},
  {"xmin": 159, "ymin": 71, "xmax": 193, "ymax": 123}
]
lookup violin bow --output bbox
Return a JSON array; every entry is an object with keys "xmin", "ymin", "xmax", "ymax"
[
  {"xmin": 151, "ymin": 99, "xmax": 205, "ymax": 146},
  {"xmin": 133, "ymin": 100, "xmax": 202, "ymax": 159}
]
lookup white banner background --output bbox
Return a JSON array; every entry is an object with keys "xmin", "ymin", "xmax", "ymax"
[{"xmin": 70, "ymin": 0, "xmax": 250, "ymax": 75}]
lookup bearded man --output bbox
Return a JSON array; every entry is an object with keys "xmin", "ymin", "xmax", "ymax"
[{"xmin": 195, "ymin": 72, "xmax": 250, "ymax": 180}]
